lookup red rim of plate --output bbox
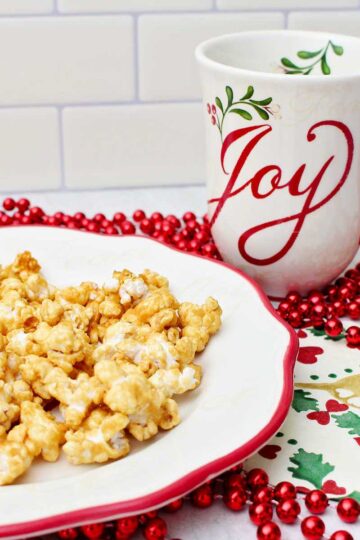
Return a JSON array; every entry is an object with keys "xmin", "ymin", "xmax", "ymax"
[{"xmin": 0, "ymin": 226, "xmax": 299, "ymax": 538}]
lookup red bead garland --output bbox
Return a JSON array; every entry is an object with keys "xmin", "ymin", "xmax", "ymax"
[
  {"xmin": 273, "ymin": 481, "xmax": 297, "ymax": 501},
  {"xmin": 223, "ymin": 486, "xmax": 247, "ymax": 511},
  {"xmin": 276, "ymin": 498, "xmax": 301, "ymax": 524},
  {"xmin": 301, "ymin": 516, "xmax": 325, "ymax": 540},
  {"xmin": 256, "ymin": 521, "xmax": 281, "ymax": 540},
  {"xmin": 336, "ymin": 498, "xmax": 360, "ymax": 523},
  {"xmin": 329, "ymin": 531, "xmax": 354, "ymax": 540},
  {"xmin": 249, "ymin": 502, "xmax": 273, "ymax": 525},
  {"xmin": 305, "ymin": 490, "xmax": 328, "ymax": 514},
  {"xmin": 2, "ymin": 198, "xmax": 358, "ymax": 540},
  {"xmin": 143, "ymin": 517, "xmax": 167, "ymax": 540}
]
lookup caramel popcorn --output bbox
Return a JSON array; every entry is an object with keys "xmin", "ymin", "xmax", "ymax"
[{"xmin": 0, "ymin": 252, "xmax": 222, "ymax": 484}]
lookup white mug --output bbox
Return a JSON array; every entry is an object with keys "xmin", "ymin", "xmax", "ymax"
[{"xmin": 196, "ymin": 30, "xmax": 360, "ymax": 297}]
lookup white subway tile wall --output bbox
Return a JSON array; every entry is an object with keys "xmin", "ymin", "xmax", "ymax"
[
  {"xmin": 0, "ymin": 0, "xmax": 358, "ymax": 191},
  {"xmin": 139, "ymin": 13, "xmax": 285, "ymax": 101},
  {"xmin": 0, "ymin": 108, "xmax": 60, "ymax": 190},
  {"xmin": 63, "ymin": 104, "xmax": 204, "ymax": 188}
]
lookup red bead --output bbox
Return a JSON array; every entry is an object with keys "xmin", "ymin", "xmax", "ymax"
[
  {"xmin": 164, "ymin": 498, "xmax": 183, "ymax": 513},
  {"xmin": 345, "ymin": 326, "xmax": 360, "ymax": 348},
  {"xmin": 223, "ymin": 486, "xmax": 247, "ymax": 511},
  {"xmin": 182, "ymin": 211, "xmax": 196, "ymax": 222},
  {"xmin": 252, "ymin": 486, "xmax": 274, "ymax": 504},
  {"xmin": 154, "ymin": 221, "xmax": 163, "ymax": 233},
  {"xmin": 301, "ymin": 516, "xmax": 325, "ymax": 540},
  {"xmin": 113, "ymin": 212, "xmax": 126, "ymax": 225},
  {"xmin": 161, "ymin": 220, "xmax": 175, "ymax": 236},
  {"xmin": 189, "ymin": 239, "xmax": 200, "ymax": 252},
  {"xmin": 277, "ymin": 301, "xmax": 291, "ymax": 316},
  {"xmin": 194, "ymin": 230, "xmax": 210, "ymax": 244},
  {"xmin": 13, "ymin": 211, "xmax": 22, "ymax": 221},
  {"xmin": 337, "ymin": 498, "xmax": 360, "ymax": 523},
  {"xmin": 116, "ymin": 516, "xmax": 138, "ymax": 536},
  {"xmin": 225, "ymin": 473, "xmax": 247, "ymax": 491},
  {"xmin": 247, "ymin": 468, "xmax": 269, "ymax": 490},
  {"xmin": 324, "ymin": 285, "xmax": 338, "ymax": 301},
  {"xmin": 105, "ymin": 225, "xmax": 118, "ymax": 235},
  {"xmin": 150, "ymin": 212, "xmax": 163, "ymax": 223},
  {"xmin": 67, "ymin": 220, "xmax": 78, "ymax": 229},
  {"xmin": 166, "ymin": 214, "xmax": 181, "ymax": 228},
  {"xmin": 73, "ymin": 212, "xmax": 85, "ymax": 223},
  {"xmin": 120, "ymin": 220, "xmax": 136, "ymax": 235},
  {"xmin": 81, "ymin": 524, "xmax": 105, "ymax": 539},
  {"xmin": 345, "ymin": 268, "xmax": 360, "ymax": 279},
  {"xmin": 2, "ymin": 197, "xmax": 15, "ymax": 211},
  {"xmin": 172, "ymin": 232, "xmax": 182, "ymax": 244},
  {"xmin": 304, "ymin": 490, "xmax": 328, "ymax": 515},
  {"xmin": 140, "ymin": 218, "xmax": 154, "ymax": 235},
  {"xmin": 133, "ymin": 209, "xmax": 146, "ymax": 222},
  {"xmin": 276, "ymin": 498, "xmax": 301, "ymax": 524},
  {"xmin": 57, "ymin": 529, "xmax": 78, "ymax": 539},
  {"xmin": 274, "ymin": 481, "xmax": 296, "ymax": 501},
  {"xmin": 332, "ymin": 300, "xmax": 347, "ymax": 317},
  {"xmin": 311, "ymin": 303, "xmax": 327, "ymax": 319},
  {"xmin": 81, "ymin": 218, "xmax": 90, "ymax": 228},
  {"xmin": 176, "ymin": 239, "xmax": 188, "ymax": 251},
  {"xmin": 180, "ymin": 228, "xmax": 192, "ymax": 239},
  {"xmin": 324, "ymin": 318, "xmax": 343, "ymax": 338},
  {"xmin": 16, "ymin": 198, "xmax": 30, "ymax": 213},
  {"xmin": 298, "ymin": 301, "xmax": 311, "ymax": 317},
  {"xmin": 257, "ymin": 521, "xmax": 281, "ymax": 540},
  {"xmin": 329, "ymin": 531, "xmax": 354, "ymax": 540},
  {"xmin": 86, "ymin": 221, "xmax": 100, "ymax": 233},
  {"xmin": 143, "ymin": 517, "xmax": 167, "ymax": 540},
  {"xmin": 92, "ymin": 212, "xmax": 105, "ymax": 223},
  {"xmin": 249, "ymin": 502, "xmax": 273, "ymax": 525},
  {"xmin": 338, "ymin": 285, "xmax": 354, "ymax": 301},
  {"xmin": 287, "ymin": 309, "xmax": 302, "ymax": 328},
  {"xmin": 47, "ymin": 215, "xmax": 60, "ymax": 226},
  {"xmin": 186, "ymin": 219, "xmax": 199, "ymax": 232},
  {"xmin": 20, "ymin": 214, "xmax": 32, "ymax": 225},
  {"xmin": 191, "ymin": 484, "xmax": 214, "ymax": 508},
  {"xmin": 347, "ymin": 301, "xmax": 360, "ymax": 320},
  {"xmin": 101, "ymin": 218, "xmax": 112, "ymax": 229},
  {"xmin": 201, "ymin": 242, "xmax": 217, "ymax": 257},
  {"xmin": 308, "ymin": 291, "xmax": 324, "ymax": 305},
  {"xmin": 0, "ymin": 214, "xmax": 13, "ymax": 225},
  {"xmin": 29, "ymin": 206, "xmax": 44, "ymax": 221},
  {"xmin": 286, "ymin": 291, "xmax": 302, "ymax": 305}
]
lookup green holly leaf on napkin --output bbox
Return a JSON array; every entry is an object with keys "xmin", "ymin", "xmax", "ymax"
[
  {"xmin": 292, "ymin": 389, "xmax": 319, "ymax": 413},
  {"xmin": 346, "ymin": 491, "xmax": 360, "ymax": 503},
  {"xmin": 332, "ymin": 412, "xmax": 360, "ymax": 436},
  {"xmin": 288, "ymin": 449, "xmax": 334, "ymax": 489}
]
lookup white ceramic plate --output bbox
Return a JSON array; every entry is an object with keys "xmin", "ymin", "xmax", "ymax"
[{"xmin": 0, "ymin": 227, "xmax": 298, "ymax": 539}]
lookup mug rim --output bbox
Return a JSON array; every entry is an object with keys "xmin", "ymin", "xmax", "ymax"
[{"xmin": 195, "ymin": 29, "xmax": 360, "ymax": 83}]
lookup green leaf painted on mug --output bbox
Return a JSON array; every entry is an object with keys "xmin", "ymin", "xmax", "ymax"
[
  {"xmin": 215, "ymin": 97, "xmax": 223, "ymax": 112},
  {"xmin": 225, "ymin": 86, "xmax": 233, "ymax": 107},
  {"xmin": 321, "ymin": 56, "xmax": 331, "ymax": 75},
  {"xmin": 241, "ymin": 85, "xmax": 254, "ymax": 100},
  {"xmin": 230, "ymin": 108, "xmax": 252, "ymax": 121},
  {"xmin": 330, "ymin": 42, "xmax": 344, "ymax": 56},
  {"xmin": 297, "ymin": 49, "xmax": 322, "ymax": 59},
  {"xmin": 250, "ymin": 97, "xmax": 273, "ymax": 106},
  {"xmin": 281, "ymin": 57, "xmax": 300, "ymax": 69},
  {"xmin": 252, "ymin": 105, "xmax": 270, "ymax": 120}
]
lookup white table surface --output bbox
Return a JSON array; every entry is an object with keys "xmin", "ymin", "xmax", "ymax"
[{"xmin": 4, "ymin": 187, "xmax": 359, "ymax": 540}]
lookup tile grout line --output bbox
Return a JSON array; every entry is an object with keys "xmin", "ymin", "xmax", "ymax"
[
  {"xmin": 0, "ymin": 7, "xmax": 360, "ymax": 17},
  {"xmin": 133, "ymin": 15, "xmax": 140, "ymax": 101},
  {"xmin": 0, "ymin": 99, "xmax": 202, "ymax": 110},
  {"xmin": 57, "ymin": 107, "xmax": 66, "ymax": 189}
]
